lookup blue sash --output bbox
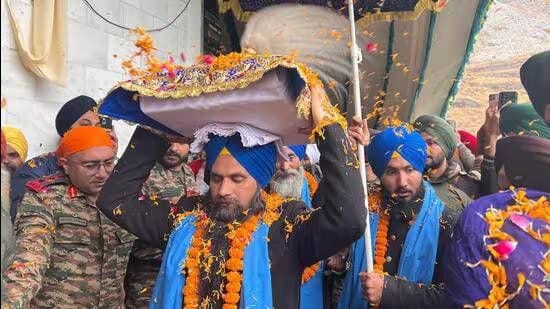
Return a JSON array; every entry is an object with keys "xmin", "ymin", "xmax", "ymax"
[
  {"xmin": 338, "ymin": 182, "xmax": 445, "ymax": 308},
  {"xmin": 299, "ymin": 175, "xmax": 324, "ymax": 308},
  {"xmin": 150, "ymin": 215, "xmax": 273, "ymax": 308}
]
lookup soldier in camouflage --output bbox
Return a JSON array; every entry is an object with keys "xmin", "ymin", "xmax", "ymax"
[
  {"xmin": 2, "ymin": 126, "xmax": 135, "ymax": 308},
  {"xmin": 125, "ymin": 141, "xmax": 199, "ymax": 308}
]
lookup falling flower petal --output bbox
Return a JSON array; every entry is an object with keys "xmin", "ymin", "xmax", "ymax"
[
  {"xmin": 366, "ymin": 42, "xmax": 378, "ymax": 53},
  {"xmin": 488, "ymin": 240, "xmax": 518, "ymax": 261},
  {"xmin": 509, "ymin": 214, "xmax": 531, "ymax": 232}
]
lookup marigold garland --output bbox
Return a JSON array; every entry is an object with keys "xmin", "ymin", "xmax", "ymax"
[
  {"xmin": 180, "ymin": 192, "xmax": 287, "ymax": 308},
  {"xmin": 304, "ymin": 171, "xmax": 319, "ymax": 197}
]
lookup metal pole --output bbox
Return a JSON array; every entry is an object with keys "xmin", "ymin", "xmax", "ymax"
[{"xmin": 347, "ymin": 0, "xmax": 374, "ymax": 273}]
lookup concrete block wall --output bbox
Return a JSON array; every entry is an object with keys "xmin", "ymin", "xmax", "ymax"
[{"xmin": 1, "ymin": 0, "xmax": 203, "ymax": 158}]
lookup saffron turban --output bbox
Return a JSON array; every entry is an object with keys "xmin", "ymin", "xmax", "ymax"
[
  {"xmin": 499, "ymin": 103, "xmax": 550, "ymax": 139},
  {"xmin": 495, "ymin": 135, "xmax": 550, "ymax": 192},
  {"xmin": 205, "ymin": 133, "xmax": 276, "ymax": 188},
  {"xmin": 57, "ymin": 126, "xmax": 114, "ymax": 159},
  {"xmin": 55, "ymin": 95, "xmax": 97, "ymax": 136},
  {"xmin": 367, "ymin": 126, "xmax": 427, "ymax": 179},
  {"xmin": 413, "ymin": 115, "xmax": 457, "ymax": 159},
  {"xmin": 288, "ymin": 145, "xmax": 307, "ymax": 161},
  {"xmin": 2, "ymin": 126, "xmax": 28, "ymax": 161}
]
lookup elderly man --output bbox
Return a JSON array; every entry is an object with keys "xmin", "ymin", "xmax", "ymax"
[
  {"xmin": 125, "ymin": 141, "xmax": 199, "ymax": 308},
  {"xmin": 1, "ymin": 126, "xmax": 28, "ymax": 174},
  {"xmin": 95, "ymin": 87, "xmax": 366, "ymax": 308},
  {"xmin": 414, "ymin": 115, "xmax": 476, "ymax": 206},
  {"xmin": 339, "ymin": 125, "xmax": 461, "ymax": 308},
  {"xmin": 10, "ymin": 95, "xmax": 105, "ymax": 219},
  {"xmin": 3, "ymin": 126, "xmax": 135, "ymax": 308},
  {"xmin": 443, "ymin": 135, "xmax": 550, "ymax": 308}
]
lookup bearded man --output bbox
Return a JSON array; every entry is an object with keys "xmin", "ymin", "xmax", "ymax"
[
  {"xmin": 96, "ymin": 87, "xmax": 366, "ymax": 308},
  {"xmin": 339, "ymin": 126, "xmax": 461, "ymax": 308},
  {"xmin": 414, "ymin": 115, "xmax": 476, "ymax": 207}
]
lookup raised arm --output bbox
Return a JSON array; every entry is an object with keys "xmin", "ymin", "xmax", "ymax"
[
  {"xmin": 96, "ymin": 127, "xmax": 193, "ymax": 249},
  {"xmin": 289, "ymin": 124, "xmax": 366, "ymax": 267}
]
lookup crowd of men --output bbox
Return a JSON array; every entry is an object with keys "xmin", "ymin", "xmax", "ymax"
[{"xmin": 1, "ymin": 50, "xmax": 549, "ymax": 308}]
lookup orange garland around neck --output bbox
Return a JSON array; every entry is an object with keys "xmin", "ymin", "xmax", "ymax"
[{"xmin": 181, "ymin": 191, "xmax": 287, "ymax": 308}]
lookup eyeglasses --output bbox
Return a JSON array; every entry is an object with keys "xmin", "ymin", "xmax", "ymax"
[{"xmin": 68, "ymin": 158, "xmax": 117, "ymax": 174}]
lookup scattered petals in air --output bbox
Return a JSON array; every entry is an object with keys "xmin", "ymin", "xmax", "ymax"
[{"xmin": 366, "ymin": 42, "xmax": 378, "ymax": 53}]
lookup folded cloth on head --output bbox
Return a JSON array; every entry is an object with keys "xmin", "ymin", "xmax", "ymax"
[{"xmin": 190, "ymin": 123, "xmax": 285, "ymax": 158}]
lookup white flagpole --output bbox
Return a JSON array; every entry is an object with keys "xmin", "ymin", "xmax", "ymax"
[{"xmin": 347, "ymin": 0, "xmax": 374, "ymax": 272}]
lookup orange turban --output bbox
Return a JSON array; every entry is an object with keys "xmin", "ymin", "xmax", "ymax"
[{"xmin": 57, "ymin": 126, "xmax": 114, "ymax": 159}]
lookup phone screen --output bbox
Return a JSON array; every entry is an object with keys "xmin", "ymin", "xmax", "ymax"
[
  {"xmin": 498, "ymin": 91, "xmax": 518, "ymax": 109},
  {"xmin": 100, "ymin": 117, "xmax": 113, "ymax": 130}
]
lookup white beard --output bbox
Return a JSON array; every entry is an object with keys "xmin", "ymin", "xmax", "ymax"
[{"xmin": 269, "ymin": 166, "xmax": 304, "ymax": 199}]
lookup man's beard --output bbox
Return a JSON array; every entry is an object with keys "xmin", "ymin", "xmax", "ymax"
[
  {"xmin": 206, "ymin": 188, "xmax": 264, "ymax": 223},
  {"xmin": 269, "ymin": 166, "xmax": 304, "ymax": 199},
  {"xmin": 426, "ymin": 153, "xmax": 445, "ymax": 170},
  {"xmin": 384, "ymin": 184, "xmax": 424, "ymax": 206},
  {"xmin": 160, "ymin": 150, "xmax": 187, "ymax": 169}
]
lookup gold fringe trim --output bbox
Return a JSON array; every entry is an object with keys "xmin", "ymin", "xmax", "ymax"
[{"xmin": 217, "ymin": 0, "xmax": 447, "ymax": 26}]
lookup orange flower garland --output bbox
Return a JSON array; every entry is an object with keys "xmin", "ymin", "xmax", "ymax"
[
  {"xmin": 223, "ymin": 214, "xmax": 261, "ymax": 309},
  {"xmin": 182, "ymin": 214, "xmax": 210, "ymax": 308},
  {"xmin": 180, "ymin": 192, "xmax": 288, "ymax": 308},
  {"xmin": 373, "ymin": 211, "xmax": 390, "ymax": 273},
  {"xmin": 304, "ymin": 171, "xmax": 319, "ymax": 197}
]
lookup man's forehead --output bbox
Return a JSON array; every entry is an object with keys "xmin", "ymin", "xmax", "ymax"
[
  {"xmin": 420, "ymin": 132, "xmax": 435, "ymax": 141},
  {"xmin": 211, "ymin": 154, "xmax": 250, "ymax": 176}
]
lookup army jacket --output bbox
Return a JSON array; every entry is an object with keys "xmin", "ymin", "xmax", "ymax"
[{"xmin": 3, "ymin": 174, "xmax": 136, "ymax": 308}]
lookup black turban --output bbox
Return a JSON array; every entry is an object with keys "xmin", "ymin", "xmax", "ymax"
[
  {"xmin": 520, "ymin": 51, "xmax": 550, "ymax": 123},
  {"xmin": 495, "ymin": 135, "xmax": 550, "ymax": 192},
  {"xmin": 55, "ymin": 95, "xmax": 97, "ymax": 136}
]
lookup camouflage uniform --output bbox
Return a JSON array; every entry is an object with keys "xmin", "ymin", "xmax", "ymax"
[
  {"xmin": 2, "ymin": 174, "xmax": 136, "ymax": 308},
  {"xmin": 2, "ymin": 167, "xmax": 15, "ymax": 302},
  {"xmin": 125, "ymin": 163, "xmax": 198, "ymax": 308}
]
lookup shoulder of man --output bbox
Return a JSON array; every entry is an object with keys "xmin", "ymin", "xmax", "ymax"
[
  {"xmin": 16, "ymin": 153, "xmax": 59, "ymax": 178},
  {"xmin": 24, "ymin": 173, "xmax": 69, "ymax": 194}
]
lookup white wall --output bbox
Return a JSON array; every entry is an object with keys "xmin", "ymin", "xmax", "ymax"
[{"xmin": 1, "ymin": 0, "xmax": 203, "ymax": 158}]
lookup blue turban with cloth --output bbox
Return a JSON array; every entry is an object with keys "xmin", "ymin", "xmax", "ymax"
[
  {"xmin": 205, "ymin": 133, "xmax": 277, "ymax": 188},
  {"xmin": 288, "ymin": 144, "xmax": 307, "ymax": 160},
  {"xmin": 366, "ymin": 126, "xmax": 427, "ymax": 178}
]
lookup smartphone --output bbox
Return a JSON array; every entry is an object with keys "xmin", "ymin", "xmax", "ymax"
[
  {"xmin": 498, "ymin": 91, "xmax": 518, "ymax": 109},
  {"xmin": 99, "ymin": 116, "xmax": 113, "ymax": 130}
]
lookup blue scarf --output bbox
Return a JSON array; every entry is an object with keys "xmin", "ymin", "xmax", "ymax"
[
  {"xmin": 150, "ymin": 215, "xmax": 273, "ymax": 308},
  {"xmin": 338, "ymin": 182, "xmax": 445, "ymax": 308},
  {"xmin": 299, "ymin": 176, "xmax": 324, "ymax": 308}
]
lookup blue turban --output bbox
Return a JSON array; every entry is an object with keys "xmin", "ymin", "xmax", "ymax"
[
  {"xmin": 366, "ymin": 126, "xmax": 427, "ymax": 178},
  {"xmin": 205, "ymin": 134, "xmax": 277, "ymax": 188},
  {"xmin": 288, "ymin": 144, "xmax": 307, "ymax": 161}
]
